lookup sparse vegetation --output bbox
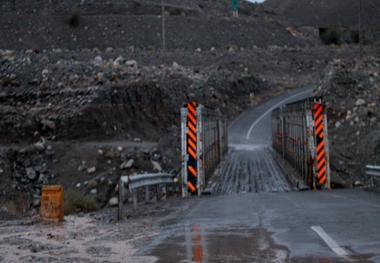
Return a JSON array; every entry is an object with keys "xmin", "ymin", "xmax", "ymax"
[
  {"xmin": 147, "ymin": 45, "xmax": 156, "ymax": 51},
  {"xmin": 367, "ymin": 108, "xmax": 373, "ymax": 118},
  {"xmin": 226, "ymin": 44, "xmax": 238, "ymax": 51},
  {"xmin": 267, "ymin": 45, "xmax": 279, "ymax": 51},
  {"xmin": 321, "ymin": 26, "xmax": 342, "ymax": 45},
  {"xmin": 68, "ymin": 8, "xmax": 81, "ymax": 27},
  {"xmin": 64, "ymin": 189, "xmax": 98, "ymax": 215},
  {"xmin": 1, "ymin": 192, "xmax": 30, "ymax": 217},
  {"xmin": 87, "ymin": 179, "xmax": 98, "ymax": 189},
  {"xmin": 1, "ymin": 76, "xmax": 13, "ymax": 86},
  {"xmin": 2, "ymin": 201, "xmax": 17, "ymax": 215},
  {"xmin": 350, "ymin": 28, "xmax": 360, "ymax": 43}
]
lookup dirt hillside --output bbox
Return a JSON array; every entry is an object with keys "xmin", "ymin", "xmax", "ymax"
[{"xmin": 0, "ymin": 0, "xmax": 379, "ymax": 218}]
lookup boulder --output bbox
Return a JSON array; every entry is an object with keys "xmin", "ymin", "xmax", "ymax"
[
  {"xmin": 94, "ymin": 56, "xmax": 103, "ymax": 64},
  {"xmin": 35, "ymin": 142, "xmax": 45, "ymax": 152},
  {"xmin": 87, "ymin": 167, "xmax": 96, "ymax": 174},
  {"xmin": 42, "ymin": 120, "xmax": 56, "ymax": 130},
  {"xmin": 126, "ymin": 60, "xmax": 138, "ymax": 68},
  {"xmin": 120, "ymin": 159, "xmax": 134, "ymax": 169},
  {"xmin": 355, "ymin": 98, "xmax": 366, "ymax": 106},
  {"xmin": 26, "ymin": 167, "xmax": 37, "ymax": 181},
  {"xmin": 109, "ymin": 197, "xmax": 118, "ymax": 206}
]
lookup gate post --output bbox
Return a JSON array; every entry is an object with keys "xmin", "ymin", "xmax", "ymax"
[
  {"xmin": 181, "ymin": 107, "xmax": 189, "ymax": 197},
  {"xmin": 323, "ymin": 109, "xmax": 331, "ymax": 189},
  {"xmin": 196, "ymin": 105, "xmax": 203, "ymax": 196},
  {"xmin": 313, "ymin": 98, "xmax": 329, "ymax": 188}
]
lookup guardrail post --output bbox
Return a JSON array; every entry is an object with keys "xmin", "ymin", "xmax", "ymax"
[
  {"xmin": 145, "ymin": 186, "xmax": 150, "ymax": 203},
  {"xmin": 281, "ymin": 113, "xmax": 285, "ymax": 160},
  {"xmin": 218, "ymin": 119, "xmax": 223, "ymax": 163},
  {"xmin": 132, "ymin": 189, "xmax": 138, "ymax": 210},
  {"xmin": 155, "ymin": 185, "xmax": 161, "ymax": 201},
  {"xmin": 165, "ymin": 184, "xmax": 170, "ymax": 198},
  {"xmin": 118, "ymin": 179, "xmax": 123, "ymax": 220}
]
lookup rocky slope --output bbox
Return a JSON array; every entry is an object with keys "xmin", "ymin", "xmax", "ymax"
[
  {"xmin": 0, "ymin": 0, "xmax": 379, "ymax": 218},
  {"xmin": 316, "ymin": 56, "xmax": 380, "ymax": 187}
]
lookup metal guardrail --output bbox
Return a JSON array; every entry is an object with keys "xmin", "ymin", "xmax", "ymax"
[
  {"xmin": 366, "ymin": 165, "xmax": 380, "ymax": 187},
  {"xmin": 118, "ymin": 173, "xmax": 175, "ymax": 220}
]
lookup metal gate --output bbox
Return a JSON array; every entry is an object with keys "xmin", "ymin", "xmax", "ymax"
[
  {"xmin": 271, "ymin": 97, "xmax": 330, "ymax": 189},
  {"xmin": 181, "ymin": 103, "xmax": 228, "ymax": 196}
]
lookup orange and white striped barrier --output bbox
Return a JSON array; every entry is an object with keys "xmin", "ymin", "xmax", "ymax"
[{"xmin": 181, "ymin": 103, "xmax": 228, "ymax": 196}]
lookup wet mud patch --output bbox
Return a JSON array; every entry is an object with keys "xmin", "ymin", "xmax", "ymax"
[
  {"xmin": 0, "ymin": 214, "xmax": 159, "ymax": 263},
  {"xmin": 85, "ymin": 246, "xmax": 112, "ymax": 256}
]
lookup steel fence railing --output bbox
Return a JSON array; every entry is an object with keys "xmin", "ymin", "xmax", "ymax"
[
  {"xmin": 271, "ymin": 97, "xmax": 331, "ymax": 189},
  {"xmin": 181, "ymin": 103, "xmax": 228, "ymax": 196}
]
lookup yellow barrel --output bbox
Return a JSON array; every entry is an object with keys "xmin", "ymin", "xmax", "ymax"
[{"xmin": 40, "ymin": 185, "xmax": 64, "ymax": 221}]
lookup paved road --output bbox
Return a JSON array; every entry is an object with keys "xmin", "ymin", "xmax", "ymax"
[
  {"xmin": 228, "ymin": 85, "xmax": 314, "ymax": 146},
  {"xmin": 135, "ymin": 86, "xmax": 380, "ymax": 262},
  {"xmin": 140, "ymin": 189, "xmax": 380, "ymax": 262},
  {"xmin": 215, "ymin": 85, "xmax": 314, "ymax": 194}
]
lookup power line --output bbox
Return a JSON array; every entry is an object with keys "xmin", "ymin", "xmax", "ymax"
[
  {"xmin": 367, "ymin": 0, "xmax": 380, "ymax": 12},
  {"xmin": 370, "ymin": 0, "xmax": 380, "ymax": 8}
]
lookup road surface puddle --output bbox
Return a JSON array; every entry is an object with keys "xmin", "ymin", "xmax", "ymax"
[
  {"xmin": 146, "ymin": 222, "xmax": 290, "ymax": 262},
  {"xmin": 143, "ymin": 221, "xmax": 377, "ymax": 262}
]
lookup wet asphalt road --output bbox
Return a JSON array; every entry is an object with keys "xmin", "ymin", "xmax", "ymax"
[
  {"xmin": 136, "ymin": 86, "xmax": 380, "ymax": 262},
  {"xmin": 213, "ymin": 85, "xmax": 314, "ymax": 195},
  {"xmin": 140, "ymin": 189, "xmax": 380, "ymax": 262}
]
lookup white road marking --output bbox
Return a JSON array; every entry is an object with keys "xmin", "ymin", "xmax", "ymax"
[
  {"xmin": 246, "ymin": 89, "xmax": 312, "ymax": 140},
  {"xmin": 311, "ymin": 226, "xmax": 350, "ymax": 259}
]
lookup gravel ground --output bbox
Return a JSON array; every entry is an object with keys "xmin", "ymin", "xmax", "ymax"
[{"xmin": 0, "ymin": 196, "xmax": 196, "ymax": 262}]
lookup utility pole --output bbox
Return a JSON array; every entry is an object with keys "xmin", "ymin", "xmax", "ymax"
[
  {"xmin": 359, "ymin": 0, "xmax": 363, "ymax": 59},
  {"xmin": 314, "ymin": 1, "xmax": 321, "ymax": 89},
  {"xmin": 162, "ymin": 0, "xmax": 166, "ymax": 53},
  {"xmin": 315, "ymin": 1, "xmax": 319, "ymax": 47}
]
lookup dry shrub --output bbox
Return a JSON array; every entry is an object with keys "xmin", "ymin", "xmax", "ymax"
[
  {"xmin": 147, "ymin": 45, "xmax": 156, "ymax": 51},
  {"xmin": 350, "ymin": 28, "xmax": 360, "ymax": 43},
  {"xmin": 64, "ymin": 189, "xmax": 98, "ymax": 215},
  {"xmin": 321, "ymin": 26, "xmax": 342, "ymax": 45},
  {"xmin": 68, "ymin": 8, "xmax": 81, "ymax": 27},
  {"xmin": 2, "ymin": 200, "xmax": 17, "ymax": 214},
  {"xmin": 87, "ymin": 179, "xmax": 98, "ymax": 189},
  {"xmin": 367, "ymin": 109, "xmax": 373, "ymax": 118},
  {"xmin": 1, "ymin": 192, "xmax": 30, "ymax": 217},
  {"xmin": 1, "ymin": 76, "xmax": 13, "ymax": 86},
  {"xmin": 226, "ymin": 44, "xmax": 238, "ymax": 51}
]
